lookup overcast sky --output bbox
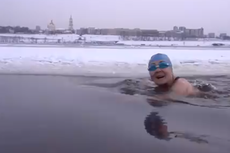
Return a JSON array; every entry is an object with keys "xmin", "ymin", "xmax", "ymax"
[{"xmin": 0, "ymin": 0, "xmax": 229, "ymax": 34}]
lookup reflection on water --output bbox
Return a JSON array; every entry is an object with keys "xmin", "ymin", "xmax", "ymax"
[
  {"xmin": 83, "ymin": 74, "xmax": 230, "ymax": 151},
  {"xmin": 71, "ymin": 74, "xmax": 230, "ymax": 152},
  {"xmin": 144, "ymin": 111, "xmax": 209, "ymax": 144},
  {"xmin": 1, "ymin": 74, "xmax": 230, "ymax": 153},
  {"xmin": 144, "ymin": 112, "xmax": 170, "ymax": 140}
]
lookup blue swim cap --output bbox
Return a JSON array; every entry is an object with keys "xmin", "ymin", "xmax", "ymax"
[{"xmin": 148, "ymin": 53, "xmax": 172, "ymax": 69}]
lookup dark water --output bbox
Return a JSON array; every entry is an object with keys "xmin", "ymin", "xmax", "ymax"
[
  {"xmin": 0, "ymin": 74, "xmax": 229, "ymax": 153},
  {"xmin": 85, "ymin": 75, "xmax": 230, "ymax": 108}
]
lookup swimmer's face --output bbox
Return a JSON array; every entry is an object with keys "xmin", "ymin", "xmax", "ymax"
[{"xmin": 149, "ymin": 60, "xmax": 173, "ymax": 85}]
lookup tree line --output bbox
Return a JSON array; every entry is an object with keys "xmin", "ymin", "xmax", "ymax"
[{"xmin": 0, "ymin": 26, "xmax": 34, "ymax": 34}]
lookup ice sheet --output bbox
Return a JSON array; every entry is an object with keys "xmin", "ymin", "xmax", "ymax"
[
  {"xmin": 0, "ymin": 47, "xmax": 230, "ymax": 76},
  {"xmin": 119, "ymin": 40, "xmax": 230, "ymax": 47},
  {"xmin": 0, "ymin": 34, "xmax": 120, "ymax": 43},
  {"xmin": 1, "ymin": 34, "xmax": 230, "ymax": 47}
]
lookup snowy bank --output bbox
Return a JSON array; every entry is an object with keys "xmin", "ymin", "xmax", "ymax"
[
  {"xmin": 120, "ymin": 40, "xmax": 230, "ymax": 47},
  {"xmin": 0, "ymin": 47, "xmax": 230, "ymax": 76},
  {"xmin": 0, "ymin": 34, "xmax": 120, "ymax": 43},
  {"xmin": 1, "ymin": 34, "xmax": 230, "ymax": 47}
]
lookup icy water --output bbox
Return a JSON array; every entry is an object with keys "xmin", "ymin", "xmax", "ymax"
[
  {"xmin": 84, "ymin": 75, "xmax": 230, "ymax": 108},
  {"xmin": 0, "ymin": 74, "xmax": 229, "ymax": 153}
]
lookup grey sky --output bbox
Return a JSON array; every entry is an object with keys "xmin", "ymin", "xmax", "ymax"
[{"xmin": 1, "ymin": 0, "xmax": 229, "ymax": 34}]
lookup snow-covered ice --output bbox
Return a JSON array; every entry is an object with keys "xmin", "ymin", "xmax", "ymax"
[
  {"xmin": 0, "ymin": 47, "xmax": 230, "ymax": 76},
  {"xmin": 1, "ymin": 34, "xmax": 230, "ymax": 47},
  {"xmin": 119, "ymin": 40, "xmax": 230, "ymax": 47},
  {"xmin": 0, "ymin": 34, "xmax": 120, "ymax": 43}
]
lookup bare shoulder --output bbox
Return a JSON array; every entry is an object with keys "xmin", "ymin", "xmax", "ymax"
[
  {"xmin": 172, "ymin": 78, "xmax": 191, "ymax": 87},
  {"xmin": 171, "ymin": 78, "xmax": 197, "ymax": 96},
  {"xmin": 176, "ymin": 78, "xmax": 191, "ymax": 85}
]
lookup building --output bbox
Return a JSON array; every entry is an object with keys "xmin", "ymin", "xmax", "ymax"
[
  {"xmin": 77, "ymin": 28, "xmax": 88, "ymax": 35},
  {"xmin": 114, "ymin": 28, "xmax": 130, "ymax": 36},
  {"xmin": 100, "ymin": 29, "xmax": 109, "ymax": 35},
  {"xmin": 220, "ymin": 33, "xmax": 227, "ymax": 38},
  {"xmin": 35, "ymin": 26, "xmax": 41, "ymax": 32},
  {"xmin": 47, "ymin": 20, "xmax": 56, "ymax": 34},
  {"xmin": 173, "ymin": 26, "xmax": 179, "ymax": 31},
  {"xmin": 106, "ymin": 28, "xmax": 119, "ymax": 35},
  {"xmin": 131, "ymin": 28, "xmax": 141, "ymax": 37},
  {"xmin": 172, "ymin": 26, "xmax": 204, "ymax": 38},
  {"xmin": 69, "ymin": 16, "xmax": 74, "ymax": 31},
  {"xmin": 87, "ymin": 27, "xmax": 96, "ymax": 34},
  {"xmin": 208, "ymin": 33, "xmax": 215, "ymax": 38},
  {"xmin": 141, "ymin": 29, "xmax": 159, "ymax": 37},
  {"xmin": 179, "ymin": 26, "xmax": 186, "ymax": 32},
  {"xmin": 185, "ymin": 28, "xmax": 204, "ymax": 38}
]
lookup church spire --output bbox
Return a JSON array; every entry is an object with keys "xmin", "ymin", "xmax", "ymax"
[{"xmin": 69, "ymin": 16, "xmax": 73, "ymax": 31}]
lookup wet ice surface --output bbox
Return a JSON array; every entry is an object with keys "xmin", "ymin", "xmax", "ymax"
[{"xmin": 0, "ymin": 74, "xmax": 230, "ymax": 153}]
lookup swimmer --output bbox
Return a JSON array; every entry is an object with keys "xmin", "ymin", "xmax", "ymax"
[{"xmin": 147, "ymin": 53, "xmax": 199, "ymax": 98}]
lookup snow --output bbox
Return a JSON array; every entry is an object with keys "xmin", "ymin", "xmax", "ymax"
[
  {"xmin": 119, "ymin": 40, "xmax": 230, "ymax": 47},
  {"xmin": 0, "ymin": 34, "xmax": 81, "ymax": 42},
  {"xmin": 83, "ymin": 35, "xmax": 120, "ymax": 42},
  {"xmin": 1, "ymin": 34, "xmax": 230, "ymax": 47},
  {"xmin": 0, "ymin": 47, "xmax": 230, "ymax": 77},
  {"xmin": 0, "ymin": 34, "xmax": 120, "ymax": 43}
]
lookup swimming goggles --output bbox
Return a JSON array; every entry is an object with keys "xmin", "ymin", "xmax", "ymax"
[{"xmin": 148, "ymin": 62, "xmax": 170, "ymax": 71}]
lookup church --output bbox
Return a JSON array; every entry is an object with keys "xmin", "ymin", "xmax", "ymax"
[{"xmin": 46, "ymin": 16, "xmax": 75, "ymax": 34}]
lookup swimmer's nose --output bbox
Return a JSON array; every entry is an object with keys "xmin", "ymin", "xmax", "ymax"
[{"xmin": 155, "ymin": 67, "xmax": 161, "ymax": 72}]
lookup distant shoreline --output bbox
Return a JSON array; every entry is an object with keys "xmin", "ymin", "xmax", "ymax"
[{"xmin": 1, "ymin": 43, "xmax": 230, "ymax": 50}]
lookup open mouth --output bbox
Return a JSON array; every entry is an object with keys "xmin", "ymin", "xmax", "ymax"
[
  {"xmin": 156, "ymin": 76, "xmax": 165, "ymax": 79},
  {"xmin": 155, "ymin": 72, "xmax": 165, "ymax": 79}
]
